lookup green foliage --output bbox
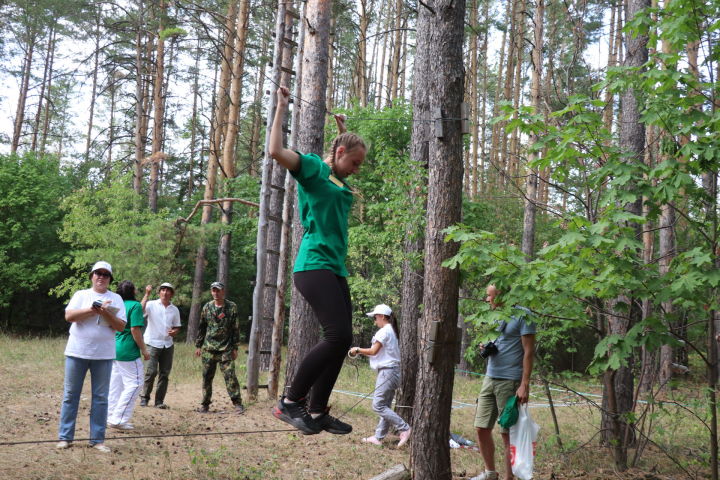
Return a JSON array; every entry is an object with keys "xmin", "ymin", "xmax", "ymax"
[
  {"xmin": 0, "ymin": 153, "xmax": 73, "ymax": 309},
  {"xmin": 53, "ymin": 176, "xmax": 188, "ymax": 301},
  {"xmin": 330, "ymin": 102, "xmax": 421, "ymax": 340}
]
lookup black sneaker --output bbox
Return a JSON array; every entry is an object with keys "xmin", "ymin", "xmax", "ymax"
[
  {"xmin": 233, "ymin": 403, "xmax": 245, "ymax": 415},
  {"xmin": 312, "ymin": 407, "xmax": 352, "ymax": 434},
  {"xmin": 139, "ymin": 398, "xmax": 148, "ymax": 407},
  {"xmin": 197, "ymin": 405, "xmax": 209, "ymax": 413},
  {"xmin": 271, "ymin": 396, "xmax": 321, "ymax": 435}
]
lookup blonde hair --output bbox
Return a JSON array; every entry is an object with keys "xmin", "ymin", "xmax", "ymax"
[{"xmin": 323, "ymin": 132, "xmax": 366, "ymax": 174}]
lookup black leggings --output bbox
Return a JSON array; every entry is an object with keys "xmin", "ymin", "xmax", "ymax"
[{"xmin": 287, "ymin": 269, "xmax": 353, "ymax": 412}]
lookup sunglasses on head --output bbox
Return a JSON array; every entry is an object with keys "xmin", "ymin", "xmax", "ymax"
[{"xmin": 94, "ymin": 271, "xmax": 111, "ymax": 278}]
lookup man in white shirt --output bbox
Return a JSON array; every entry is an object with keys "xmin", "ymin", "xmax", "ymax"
[{"xmin": 139, "ymin": 282, "xmax": 181, "ymax": 408}]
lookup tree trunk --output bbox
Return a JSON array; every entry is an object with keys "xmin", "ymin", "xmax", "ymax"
[
  {"xmin": 376, "ymin": 2, "xmax": 390, "ymax": 109},
  {"xmin": 133, "ymin": 6, "xmax": 147, "ymax": 194},
  {"xmin": 284, "ymin": 0, "xmax": 332, "ymax": 389},
  {"xmin": 410, "ymin": 0, "xmax": 465, "ymax": 478},
  {"xmin": 11, "ymin": 38, "xmax": 35, "ymax": 154},
  {"xmin": 148, "ymin": 0, "xmax": 167, "ymax": 213},
  {"xmin": 388, "ymin": 0, "xmax": 403, "ymax": 105},
  {"xmin": 467, "ymin": 0, "xmax": 478, "ymax": 198},
  {"xmin": 521, "ymin": 0, "xmax": 543, "ymax": 260},
  {"xmin": 218, "ymin": 0, "xmax": 252, "ymax": 290},
  {"xmin": 187, "ymin": 40, "xmax": 201, "ymax": 201},
  {"xmin": 600, "ymin": 0, "xmax": 649, "ymax": 467},
  {"xmin": 353, "ymin": 0, "xmax": 370, "ymax": 106},
  {"xmin": 269, "ymin": 5, "xmax": 307, "ymax": 398},
  {"xmin": 249, "ymin": 35, "xmax": 270, "ymax": 175},
  {"xmin": 85, "ymin": 13, "xmax": 102, "ymax": 163},
  {"xmin": 248, "ymin": 0, "xmax": 297, "ymax": 399},
  {"xmin": 259, "ymin": 7, "xmax": 295, "ymax": 373},
  {"xmin": 498, "ymin": 0, "xmax": 517, "ymax": 182},
  {"xmin": 32, "ymin": 26, "xmax": 54, "ymax": 153},
  {"xmin": 39, "ymin": 28, "xmax": 57, "ymax": 157},
  {"xmin": 187, "ymin": 0, "xmax": 239, "ymax": 344},
  {"xmin": 478, "ymin": 0, "xmax": 489, "ymax": 194},
  {"xmin": 488, "ymin": 2, "xmax": 508, "ymax": 189}
]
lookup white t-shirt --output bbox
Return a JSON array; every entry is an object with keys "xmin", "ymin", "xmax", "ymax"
[
  {"xmin": 64, "ymin": 288, "xmax": 127, "ymax": 360},
  {"xmin": 369, "ymin": 324, "xmax": 401, "ymax": 370},
  {"xmin": 143, "ymin": 299, "xmax": 182, "ymax": 348}
]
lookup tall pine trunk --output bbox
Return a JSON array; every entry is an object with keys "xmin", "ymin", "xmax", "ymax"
[
  {"xmin": 600, "ymin": 0, "xmax": 650, "ymax": 468},
  {"xmin": 187, "ymin": 0, "xmax": 239, "ymax": 343},
  {"xmin": 148, "ymin": 0, "xmax": 167, "ymax": 212},
  {"xmin": 410, "ymin": 0, "xmax": 465, "ymax": 477}
]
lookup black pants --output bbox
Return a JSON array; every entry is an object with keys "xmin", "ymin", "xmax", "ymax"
[
  {"xmin": 141, "ymin": 345, "xmax": 174, "ymax": 404},
  {"xmin": 287, "ymin": 269, "xmax": 353, "ymax": 413}
]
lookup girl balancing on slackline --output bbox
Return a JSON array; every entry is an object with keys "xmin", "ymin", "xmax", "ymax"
[{"xmin": 269, "ymin": 86, "xmax": 366, "ymax": 435}]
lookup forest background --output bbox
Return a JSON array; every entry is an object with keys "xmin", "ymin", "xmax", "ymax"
[{"xmin": 1, "ymin": 0, "xmax": 719, "ymax": 477}]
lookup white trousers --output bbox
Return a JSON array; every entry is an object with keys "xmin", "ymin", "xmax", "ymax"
[{"xmin": 108, "ymin": 358, "xmax": 143, "ymax": 425}]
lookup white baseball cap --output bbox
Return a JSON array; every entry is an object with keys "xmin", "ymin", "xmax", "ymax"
[
  {"xmin": 90, "ymin": 261, "xmax": 113, "ymax": 279},
  {"xmin": 366, "ymin": 304, "xmax": 392, "ymax": 317}
]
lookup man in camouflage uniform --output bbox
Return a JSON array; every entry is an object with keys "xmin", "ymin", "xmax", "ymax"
[{"xmin": 194, "ymin": 281, "xmax": 245, "ymax": 414}]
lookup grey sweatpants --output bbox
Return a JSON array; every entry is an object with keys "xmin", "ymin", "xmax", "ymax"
[{"xmin": 372, "ymin": 367, "xmax": 410, "ymax": 439}]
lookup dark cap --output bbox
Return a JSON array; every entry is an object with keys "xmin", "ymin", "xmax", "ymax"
[{"xmin": 210, "ymin": 281, "xmax": 224, "ymax": 290}]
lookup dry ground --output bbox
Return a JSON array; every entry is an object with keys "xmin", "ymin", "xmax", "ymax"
[{"xmin": 0, "ymin": 335, "xmax": 710, "ymax": 479}]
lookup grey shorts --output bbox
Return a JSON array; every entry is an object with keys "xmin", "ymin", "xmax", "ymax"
[{"xmin": 474, "ymin": 376, "xmax": 520, "ymax": 433}]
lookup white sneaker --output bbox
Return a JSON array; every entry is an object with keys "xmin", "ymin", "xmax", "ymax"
[
  {"xmin": 111, "ymin": 423, "xmax": 134, "ymax": 431},
  {"xmin": 91, "ymin": 443, "xmax": 111, "ymax": 453},
  {"xmin": 361, "ymin": 436, "xmax": 382, "ymax": 446},
  {"xmin": 470, "ymin": 471, "xmax": 499, "ymax": 480},
  {"xmin": 56, "ymin": 441, "xmax": 72, "ymax": 449},
  {"xmin": 397, "ymin": 428, "xmax": 412, "ymax": 447}
]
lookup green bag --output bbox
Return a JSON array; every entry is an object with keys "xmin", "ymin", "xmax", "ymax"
[{"xmin": 498, "ymin": 395, "xmax": 519, "ymax": 429}]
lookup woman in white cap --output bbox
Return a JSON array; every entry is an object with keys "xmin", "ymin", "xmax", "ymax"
[
  {"xmin": 349, "ymin": 304, "xmax": 411, "ymax": 447},
  {"xmin": 57, "ymin": 261, "xmax": 127, "ymax": 453}
]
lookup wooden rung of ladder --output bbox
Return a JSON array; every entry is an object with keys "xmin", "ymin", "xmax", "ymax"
[
  {"xmin": 280, "ymin": 66, "xmax": 296, "ymax": 76},
  {"xmin": 243, "ymin": 384, "xmax": 269, "ymax": 389},
  {"xmin": 286, "ymin": 8, "xmax": 300, "ymax": 19},
  {"xmin": 269, "ymin": 183, "xmax": 285, "ymax": 192},
  {"xmin": 267, "ymin": 214, "xmax": 282, "ymax": 223},
  {"xmin": 267, "ymin": 249, "xmax": 280, "ymax": 256},
  {"xmin": 282, "ymin": 38, "xmax": 298, "ymax": 48},
  {"xmin": 264, "ymin": 283, "xmax": 277, "ymax": 289}
]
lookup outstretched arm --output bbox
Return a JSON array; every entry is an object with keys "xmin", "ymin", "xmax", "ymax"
[{"xmin": 268, "ymin": 86, "xmax": 300, "ymax": 171}]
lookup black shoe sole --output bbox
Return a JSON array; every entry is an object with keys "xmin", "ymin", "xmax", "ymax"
[
  {"xmin": 322, "ymin": 426, "xmax": 353, "ymax": 435},
  {"xmin": 271, "ymin": 406, "xmax": 321, "ymax": 435}
]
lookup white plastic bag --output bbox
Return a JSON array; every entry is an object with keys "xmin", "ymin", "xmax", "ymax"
[{"xmin": 509, "ymin": 404, "xmax": 540, "ymax": 480}]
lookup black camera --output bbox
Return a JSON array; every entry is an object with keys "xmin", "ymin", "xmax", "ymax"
[
  {"xmin": 480, "ymin": 341, "xmax": 498, "ymax": 359},
  {"xmin": 92, "ymin": 300, "xmax": 104, "ymax": 309}
]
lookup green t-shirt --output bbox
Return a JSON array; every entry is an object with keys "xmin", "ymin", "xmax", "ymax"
[
  {"xmin": 115, "ymin": 300, "xmax": 145, "ymax": 361},
  {"xmin": 291, "ymin": 152, "xmax": 354, "ymax": 277}
]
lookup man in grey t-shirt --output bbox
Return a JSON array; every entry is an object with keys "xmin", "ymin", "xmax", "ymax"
[{"xmin": 470, "ymin": 285, "xmax": 536, "ymax": 480}]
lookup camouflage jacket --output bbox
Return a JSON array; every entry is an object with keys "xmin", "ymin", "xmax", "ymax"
[{"xmin": 196, "ymin": 299, "xmax": 240, "ymax": 352}]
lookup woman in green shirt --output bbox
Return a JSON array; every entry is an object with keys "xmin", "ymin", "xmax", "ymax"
[
  {"xmin": 270, "ymin": 86, "xmax": 366, "ymax": 435},
  {"xmin": 107, "ymin": 280, "xmax": 149, "ymax": 430}
]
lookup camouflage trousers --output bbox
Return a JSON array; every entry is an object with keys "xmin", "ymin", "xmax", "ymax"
[{"xmin": 201, "ymin": 350, "xmax": 242, "ymax": 406}]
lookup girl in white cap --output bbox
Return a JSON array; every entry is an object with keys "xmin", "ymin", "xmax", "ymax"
[{"xmin": 349, "ymin": 304, "xmax": 411, "ymax": 447}]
